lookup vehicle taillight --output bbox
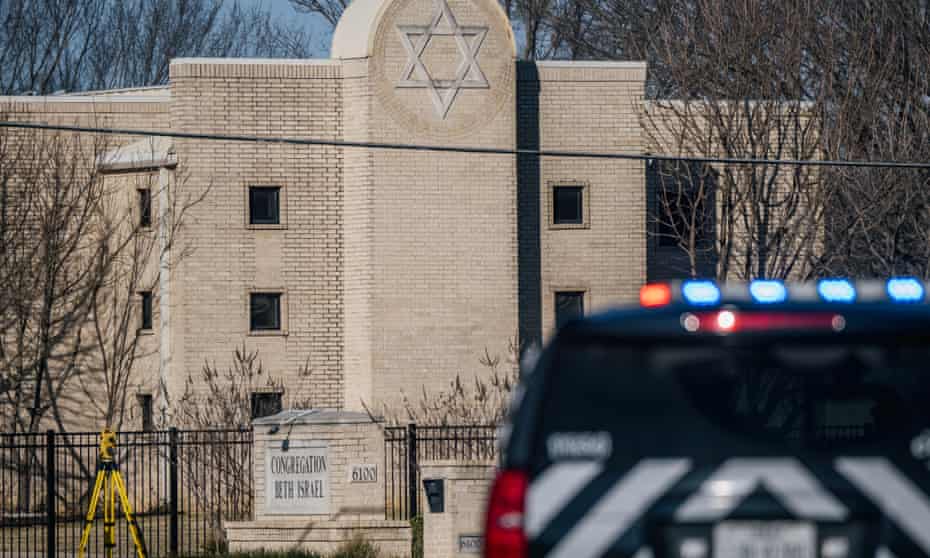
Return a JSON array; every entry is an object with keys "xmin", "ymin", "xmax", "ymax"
[
  {"xmin": 682, "ymin": 311, "xmax": 845, "ymax": 333},
  {"xmin": 484, "ymin": 470, "xmax": 528, "ymax": 558}
]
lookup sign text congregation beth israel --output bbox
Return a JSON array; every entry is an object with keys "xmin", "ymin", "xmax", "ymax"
[{"xmin": 265, "ymin": 441, "xmax": 331, "ymax": 515}]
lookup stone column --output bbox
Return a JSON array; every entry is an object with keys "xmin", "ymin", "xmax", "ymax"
[{"xmin": 419, "ymin": 460, "xmax": 496, "ymax": 558}]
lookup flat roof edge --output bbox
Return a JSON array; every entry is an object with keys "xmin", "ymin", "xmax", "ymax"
[
  {"xmin": 534, "ymin": 60, "xmax": 647, "ymax": 69},
  {"xmin": 518, "ymin": 60, "xmax": 647, "ymax": 82},
  {"xmin": 170, "ymin": 57, "xmax": 341, "ymax": 66},
  {"xmin": 69, "ymin": 85, "xmax": 170, "ymax": 96},
  {"xmin": 0, "ymin": 95, "xmax": 169, "ymax": 104}
]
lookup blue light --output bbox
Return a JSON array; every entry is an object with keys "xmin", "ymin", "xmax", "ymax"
[
  {"xmin": 887, "ymin": 278, "xmax": 924, "ymax": 303},
  {"xmin": 682, "ymin": 280, "xmax": 721, "ymax": 306},
  {"xmin": 749, "ymin": 280, "xmax": 787, "ymax": 304},
  {"xmin": 817, "ymin": 279, "xmax": 856, "ymax": 303}
]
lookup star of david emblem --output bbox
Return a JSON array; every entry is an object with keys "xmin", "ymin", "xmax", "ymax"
[{"xmin": 396, "ymin": 0, "xmax": 490, "ymax": 119}]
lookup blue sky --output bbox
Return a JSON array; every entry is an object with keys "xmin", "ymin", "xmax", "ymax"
[
  {"xmin": 241, "ymin": 0, "xmax": 525, "ymax": 58},
  {"xmin": 242, "ymin": 0, "xmax": 334, "ymax": 56}
]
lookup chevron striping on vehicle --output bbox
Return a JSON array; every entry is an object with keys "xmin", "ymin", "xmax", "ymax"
[
  {"xmin": 526, "ymin": 461, "xmax": 604, "ymax": 537},
  {"xmin": 525, "ymin": 458, "xmax": 930, "ymax": 556},
  {"xmin": 546, "ymin": 459, "xmax": 690, "ymax": 558},
  {"xmin": 836, "ymin": 458, "xmax": 930, "ymax": 554},
  {"xmin": 675, "ymin": 458, "xmax": 848, "ymax": 521}
]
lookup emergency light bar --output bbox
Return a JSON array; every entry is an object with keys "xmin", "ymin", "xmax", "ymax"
[{"xmin": 640, "ymin": 278, "xmax": 928, "ymax": 307}]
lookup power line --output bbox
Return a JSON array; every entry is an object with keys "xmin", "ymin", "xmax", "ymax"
[{"xmin": 2, "ymin": 120, "xmax": 930, "ymax": 169}]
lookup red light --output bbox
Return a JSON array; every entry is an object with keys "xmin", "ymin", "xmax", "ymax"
[
  {"xmin": 716, "ymin": 310, "xmax": 736, "ymax": 330},
  {"xmin": 640, "ymin": 283, "xmax": 672, "ymax": 307},
  {"xmin": 688, "ymin": 311, "xmax": 843, "ymax": 333},
  {"xmin": 484, "ymin": 470, "xmax": 527, "ymax": 558}
]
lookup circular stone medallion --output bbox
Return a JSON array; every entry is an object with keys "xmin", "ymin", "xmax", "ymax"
[{"xmin": 370, "ymin": 0, "xmax": 515, "ymax": 138}]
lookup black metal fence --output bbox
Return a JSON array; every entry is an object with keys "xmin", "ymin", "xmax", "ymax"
[
  {"xmin": 384, "ymin": 424, "xmax": 497, "ymax": 520},
  {"xmin": 0, "ymin": 428, "xmax": 253, "ymax": 558}
]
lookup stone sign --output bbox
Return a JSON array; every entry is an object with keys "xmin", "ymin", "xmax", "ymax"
[
  {"xmin": 349, "ymin": 464, "xmax": 378, "ymax": 483},
  {"xmin": 265, "ymin": 440, "xmax": 330, "ymax": 515}
]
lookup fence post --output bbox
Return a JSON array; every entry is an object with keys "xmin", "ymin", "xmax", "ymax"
[
  {"xmin": 169, "ymin": 427, "xmax": 179, "ymax": 557},
  {"xmin": 45, "ymin": 430, "xmax": 56, "ymax": 558},
  {"xmin": 407, "ymin": 423, "xmax": 418, "ymax": 518}
]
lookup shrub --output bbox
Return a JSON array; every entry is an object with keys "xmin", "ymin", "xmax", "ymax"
[
  {"xmin": 375, "ymin": 338, "xmax": 522, "ymax": 426},
  {"xmin": 330, "ymin": 537, "xmax": 381, "ymax": 558}
]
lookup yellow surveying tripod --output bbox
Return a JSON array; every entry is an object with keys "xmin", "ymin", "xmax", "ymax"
[{"xmin": 78, "ymin": 429, "xmax": 148, "ymax": 558}]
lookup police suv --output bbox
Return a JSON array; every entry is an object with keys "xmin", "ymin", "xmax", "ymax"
[{"xmin": 485, "ymin": 279, "xmax": 930, "ymax": 558}]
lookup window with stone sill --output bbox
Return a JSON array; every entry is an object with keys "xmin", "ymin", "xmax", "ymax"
[
  {"xmin": 550, "ymin": 184, "xmax": 589, "ymax": 229},
  {"xmin": 249, "ymin": 186, "xmax": 281, "ymax": 226},
  {"xmin": 251, "ymin": 391, "xmax": 283, "ymax": 420},
  {"xmin": 137, "ymin": 393, "xmax": 154, "ymax": 431},
  {"xmin": 555, "ymin": 291, "xmax": 585, "ymax": 329},
  {"xmin": 139, "ymin": 291, "xmax": 153, "ymax": 331},
  {"xmin": 138, "ymin": 188, "xmax": 152, "ymax": 229},
  {"xmin": 250, "ymin": 292, "xmax": 282, "ymax": 331}
]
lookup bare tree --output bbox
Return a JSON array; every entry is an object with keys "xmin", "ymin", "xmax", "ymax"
[
  {"xmin": 817, "ymin": 1, "xmax": 930, "ymax": 277},
  {"xmin": 88, "ymin": 0, "xmax": 315, "ymax": 90},
  {"xmin": 641, "ymin": 1, "xmax": 826, "ymax": 280},
  {"xmin": 0, "ymin": 0, "xmax": 315, "ymax": 95},
  {"xmin": 0, "ymin": 0, "xmax": 104, "ymax": 95},
  {"xmin": 75, "ymin": 161, "xmax": 207, "ymax": 430},
  {"xmin": 170, "ymin": 345, "xmax": 314, "ymax": 429},
  {"xmin": 289, "ymin": 0, "xmax": 349, "ymax": 29},
  {"xmin": 0, "ymin": 118, "xmax": 211, "ymax": 436},
  {"xmin": 165, "ymin": 345, "xmax": 316, "ymax": 545},
  {"xmin": 0, "ymin": 121, "xmax": 121, "ymax": 434},
  {"xmin": 290, "ymin": 0, "xmax": 551, "ymax": 59},
  {"xmin": 0, "ymin": 120, "xmax": 129, "ymax": 514},
  {"xmin": 564, "ymin": 0, "xmax": 930, "ymax": 278}
]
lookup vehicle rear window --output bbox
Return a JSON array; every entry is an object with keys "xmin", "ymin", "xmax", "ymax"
[{"xmin": 534, "ymin": 341, "xmax": 930, "ymax": 461}]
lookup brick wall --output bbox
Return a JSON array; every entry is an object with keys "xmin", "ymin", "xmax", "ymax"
[
  {"xmin": 354, "ymin": 0, "xmax": 520, "ymax": 411},
  {"xmin": 168, "ymin": 60, "xmax": 345, "ymax": 409},
  {"xmin": 1, "ymin": 0, "xmax": 659, "ymax": 426},
  {"xmin": 341, "ymin": 59, "xmax": 377, "ymax": 410},
  {"xmin": 526, "ymin": 62, "xmax": 647, "ymax": 341}
]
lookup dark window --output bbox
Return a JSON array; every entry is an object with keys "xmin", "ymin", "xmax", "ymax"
[
  {"xmin": 553, "ymin": 186, "xmax": 584, "ymax": 225},
  {"xmin": 653, "ymin": 161, "xmax": 715, "ymax": 248},
  {"xmin": 138, "ymin": 189, "xmax": 152, "ymax": 228},
  {"xmin": 140, "ymin": 291, "xmax": 153, "ymax": 331},
  {"xmin": 250, "ymin": 293, "xmax": 281, "ymax": 331},
  {"xmin": 249, "ymin": 186, "xmax": 280, "ymax": 225},
  {"xmin": 555, "ymin": 291, "xmax": 584, "ymax": 329},
  {"xmin": 251, "ymin": 392, "xmax": 283, "ymax": 419},
  {"xmin": 137, "ymin": 394, "xmax": 154, "ymax": 431}
]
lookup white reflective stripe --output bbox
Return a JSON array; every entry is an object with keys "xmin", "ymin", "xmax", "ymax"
[
  {"xmin": 632, "ymin": 547, "xmax": 654, "ymax": 558},
  {"xmin": 548, "ymin": 459, "xmax": 690, "ymax": 558},
  {"xmin": 676, "ymin": 459, "xmax": 848, "ymax": 521},
  {"xmin": 526, "ymin": 461, "xmax": 603, "ymax": 538},
  {"xmin": 836, "ymin": 458, "xmax": 930, "ymax": 554},
  {"xmin": 876, "ymin": 548, "xmax": 897, "ymax": 558}
]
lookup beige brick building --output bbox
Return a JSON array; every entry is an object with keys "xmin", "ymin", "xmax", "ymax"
[{"xmin": 1, "ymin": 0, "xmax": 656, "ymax": 424}]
